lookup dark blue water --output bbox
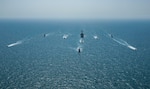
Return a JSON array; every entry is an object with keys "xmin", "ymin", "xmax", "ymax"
[{"xmin": 0, "ymin": 20, "xmax": 150, "ymax": 89}]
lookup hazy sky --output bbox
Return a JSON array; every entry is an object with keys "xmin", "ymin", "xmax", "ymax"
[{"xmin": 0, "ymin": 0, "xmax": 150, "ymax": 19}]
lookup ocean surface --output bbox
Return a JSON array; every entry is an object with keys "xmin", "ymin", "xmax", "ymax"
[{"xmin": 0, "ymin": 20, "xmax": 150, "ymax": 89}]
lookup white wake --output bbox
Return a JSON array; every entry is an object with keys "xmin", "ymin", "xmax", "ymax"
[
  {"xmin": 63, "ymin": 34, "xmax": 69, "ymax": 39},
  {"xmin": 93, "ymin": 35, "xmax": 98, "ymax": 39},
  {"xmin": 69, "ymin": 44, "xmax": 83, "ymax": 53},
  {"xmin": 113, "ymin": 38, "xmax": 137, "ymax": 50},
  {"xmin": 7, "ymin": 41, "xmax": 23, "ymax": 47},
  {"xmin": 79, "ymin": 38, "xmax": 84, "ymax": 43},
  {"xmin": 77, "ymin": 42, "xmax": 83, "ymax": 52}
]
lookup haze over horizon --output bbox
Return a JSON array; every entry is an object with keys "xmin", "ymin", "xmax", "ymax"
[{"xmin": 0, "ymin": 0, "xmax": 150, "ymax": 20}]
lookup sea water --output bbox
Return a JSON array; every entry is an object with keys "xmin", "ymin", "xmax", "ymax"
[{"xmin": 0, "ymin": 20, "xmax": 150, "ymax": 89}]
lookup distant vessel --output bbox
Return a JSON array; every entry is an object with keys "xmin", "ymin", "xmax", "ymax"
[
  {"xmin": 44, "ymin": 34, "xmax": 46, "ymax": 37},
  {"xmin": 80, "ymin": 30, "xmax": 84, "ymax": 38},
  {"xmin": 109, "ymin": 34, "xmax": 113, "ymax": 38},
  {"xmin": 110, "ymin": 34, "xmax": 113, "ymax": 38},
  {"xmin": 63, "ymin": 34, "xmax": 68, "ymax": 39},
  {"xmin": 78, "ymin": 48, "xmax": 81, "ymax": 53}
]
